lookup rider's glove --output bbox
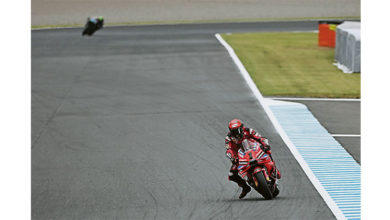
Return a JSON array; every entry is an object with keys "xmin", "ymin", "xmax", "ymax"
[{"xmin": 226, "ymin": 152, "xmax": 235, "ymax": 162}]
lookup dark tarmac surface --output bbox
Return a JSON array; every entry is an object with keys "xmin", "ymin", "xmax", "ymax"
[{"xmin": 32, "ymin": 21, "xmax": 340, "ymax": 219}]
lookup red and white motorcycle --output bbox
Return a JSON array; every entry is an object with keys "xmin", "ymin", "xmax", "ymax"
[{"xmin": 237, "ymin": 138, "xmax": 280, "ymax": 200}]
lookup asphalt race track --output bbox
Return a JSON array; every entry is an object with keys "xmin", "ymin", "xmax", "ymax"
[{"xmin": 32, "ymin": 21, "xmax": 340, "ymax": 219}]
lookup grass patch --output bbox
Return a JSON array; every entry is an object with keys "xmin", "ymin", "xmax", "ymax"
[{"xmin": 221, "ymin": 32, "xmax": 360, "ymax": 98}]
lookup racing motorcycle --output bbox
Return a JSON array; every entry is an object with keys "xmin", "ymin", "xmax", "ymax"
[
  {"xmin": 82, "ymin": 17, "xmax": 104, "ymax": 36},
  {"xmin": 237, "ymin": 138, "xmax": 280, "ymax": 200}
]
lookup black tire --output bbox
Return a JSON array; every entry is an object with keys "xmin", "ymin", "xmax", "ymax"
[{"xmin": 254, "ymin": 172, "xmax": 273, "ymax": 200}]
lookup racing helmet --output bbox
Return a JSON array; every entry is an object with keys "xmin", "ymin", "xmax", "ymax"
[
  {"xmin": 98, "ymin": 16, "xmax": 104, "ymax": 21},
  {"xmin": 228, "ymin": 119, "xmax": 244, "ymax": 139}
]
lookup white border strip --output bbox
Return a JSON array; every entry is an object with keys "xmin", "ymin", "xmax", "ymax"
[
  {"xmin": 270, "ymin": 97, "xmax": 360, "ymax": 102},
  {"xmin": 215, "ymin": 33, "xmax": 346, "ymax": 220},
  {"xmin": 332, "ymin": 134, "xmax": 361, "ymax": 137},
  {"xmin": 31, "ymin": 26, "xmax": 83, "ymax": 31}
]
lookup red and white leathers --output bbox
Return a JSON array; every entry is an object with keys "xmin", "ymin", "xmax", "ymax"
[
  {"xmin": 225, "ymin": 127, "xmax": 281, "ymax": 191},
  {"xmin": 225, "ymin": 127, "xmax": 271, "ymax": 161}
]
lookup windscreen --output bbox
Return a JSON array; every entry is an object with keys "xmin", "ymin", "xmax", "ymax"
[{"xmin": 241, "ymin": 139, "xmax": 252, "ymax": 151}]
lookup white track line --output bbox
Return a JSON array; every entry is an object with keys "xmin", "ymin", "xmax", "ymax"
[
  {"xmin": 270, "ymin": 97, "xmax": 360, "ymax": 102},
  {"xmin": 332, "ymin": 134, "xmax": 361, "ymax": 137},
  {"xmin": 215, "ymin": 33, "xmax": 346, "ymax": 220},
  {"xmin": 32, "ymin": 26, "xmax": 83, "ymax": 31}
]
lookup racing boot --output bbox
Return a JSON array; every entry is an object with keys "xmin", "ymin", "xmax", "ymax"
[
  {"xmin": 229, "ymin": 172, "xmax": 251, "ymax": 199},
  {"xmin": 270, "ymin": 165, "xmax": 281, "ymax": 179},
  {"xmin": 239, "ymin": 184, "xmax": 251, "ymax": 199}
]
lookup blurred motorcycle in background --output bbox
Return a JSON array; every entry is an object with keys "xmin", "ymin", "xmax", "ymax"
[{"xmin": 82, "ymin": 16, "xmax": 104, "ymax": 36}]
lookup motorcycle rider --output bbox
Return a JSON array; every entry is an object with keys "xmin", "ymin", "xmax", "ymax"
[
  {"xmin": 90, "ymin": 16, "xmax": 104, "ymax": 28},
  {"xmin": 225, "ymin": 119, "xmax": 281, "ymax": 199},
  {"xmin": 83, "ymin": 16, "xmax": 104, "ymax": 36}
]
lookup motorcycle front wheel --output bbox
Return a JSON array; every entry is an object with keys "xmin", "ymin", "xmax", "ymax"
[{"xmin": 254, "ymin": 172, "xmax": 273, "ymax": 200}]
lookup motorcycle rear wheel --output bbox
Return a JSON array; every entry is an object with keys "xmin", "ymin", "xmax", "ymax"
[{"xmin": 254, "ymin": 172, "xmax": 273, "ymax": 200}]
